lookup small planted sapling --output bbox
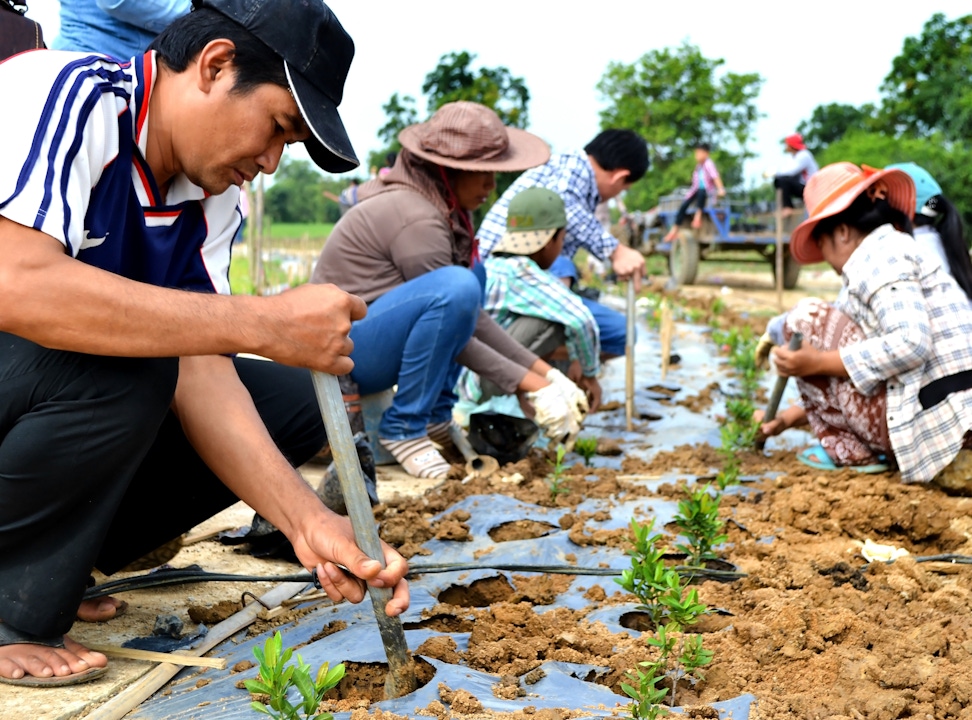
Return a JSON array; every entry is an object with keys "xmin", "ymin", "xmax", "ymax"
[
  {"xmin": 622, "ymin": 659, "xmax": 670, "ymax": 720},
  {"xmin": 673, "ymin": 484, "xmax": 729, "ymax": 567},
  {"xmin": 574, "ymin": 436, "xmax": 598, "ymax": 466},
  {"xmin": 546, "ymin": 444, "xmax": 570, "ymax": 500},
  {"xmin": 245, "ymin": 631, "xmax": 346, "ymax": 720}
]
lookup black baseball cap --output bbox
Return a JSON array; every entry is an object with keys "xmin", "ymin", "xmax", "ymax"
[{"xmin": 193, "ymin": 0, "xmax": 358, "ymax": 173}]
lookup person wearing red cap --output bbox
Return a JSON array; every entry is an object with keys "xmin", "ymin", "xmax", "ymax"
[{"xmin": 772, "ymin": 134, "xmax": 819, "ymax": 217}]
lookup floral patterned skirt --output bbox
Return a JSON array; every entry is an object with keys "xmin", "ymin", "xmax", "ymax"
[{"xmin": 782, "ymin": 298, "xmax": 892, "ymax": 466}]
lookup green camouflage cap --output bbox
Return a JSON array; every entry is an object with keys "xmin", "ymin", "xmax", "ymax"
[{"xmin": 493, "ymin": 187, "xmax": 567, "ymax": 255}]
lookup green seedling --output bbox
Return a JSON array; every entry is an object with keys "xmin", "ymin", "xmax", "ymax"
[
  {"xmin": 674, "ymin": 484, "xmax": 729, "ymax": 567},
  {"xmin": 546, "ymin": 444, "xmax": 570, "ymax": 500},
  {"xmin": 574, "ymin": 437, "xmax": 598, "ymax": 466},
  {"xmin": 622, "ymin": 659, "xmax": 670, "ymax": 720},
  {"xmin": 245, "ymin": 631, "xmax": 346, "ymax": 720}
]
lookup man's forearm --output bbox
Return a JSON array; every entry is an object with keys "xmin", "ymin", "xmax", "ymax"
[
  {"xmin": 171, "ymin": 355, "xmax": 322, "ymax": 540},
  {"xmin": 0, "ymin": 219, "xmax": 362, "ymax": 372}
]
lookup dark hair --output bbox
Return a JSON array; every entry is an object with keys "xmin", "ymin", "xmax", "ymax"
[
  {"xmin": 811, "ymin": 192, "xmax": 913, "ymax": 242},
  {"xmin": 584, "ymin": 129, "xmax": 649, "ymax": 183},
  {"xmin": 148, "ymin": 8, "xmax": 287, "ymax": 95},
  {"xmin": 385, "ymin": 152, "xmax": 397, "ymax": 167},
  {"xmin": 695, "ymin": 142, "xmax": 711, "ymax": 152},
  {"xmin": 915, "ymin": 195, "xmax": 972, "ymax": 300}
]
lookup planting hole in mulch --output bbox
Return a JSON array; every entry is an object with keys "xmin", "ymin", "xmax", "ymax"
[
  {"xmin": 322, "ymin": 658, "xmax": 436, "ymax": 706},
  {"xmin": 488, "ymin": 519, "xmax": 559, "ymax": 542},
  {"xmin": 437, "ymin": 574, "xmax": 515, "ymax": 606}
]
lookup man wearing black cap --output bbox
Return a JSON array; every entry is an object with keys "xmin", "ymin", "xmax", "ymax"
[{"xmin": 0, "ymin": 0, "xmax": 408, "ymax": 687}]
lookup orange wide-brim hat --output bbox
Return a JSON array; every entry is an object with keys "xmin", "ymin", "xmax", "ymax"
[{"xmin": 790, "ymin": 162, "xmax": 916, "ymax": 265}]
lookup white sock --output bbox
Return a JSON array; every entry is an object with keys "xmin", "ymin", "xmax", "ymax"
[
  {"xmin": 426, "ymin": 421, "xmax": 456, "ymax": 449},
  {"xmin": 380, "ymin": 436, "xmax": 451, "ymax": 479}
]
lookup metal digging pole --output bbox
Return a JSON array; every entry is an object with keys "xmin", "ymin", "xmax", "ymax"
[
  {"xmin": 310, "ymin": 371, "xmax": 417, "ymax": 698},
  {"xmin": 775, "ymin": 188, "xmax": 784, "ymax": 312},
  {"xmin": 625, "ymin": 280, "xmax": 636, "ymax": 431}
]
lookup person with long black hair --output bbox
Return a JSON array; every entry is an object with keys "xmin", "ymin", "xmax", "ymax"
[
  {"xmin": 888, "ymin": 162, "xmax": 972, "ymax": 300},
  {"xmin": 756, "ymin": 163, "xmax": 972, "ymax": 488}
]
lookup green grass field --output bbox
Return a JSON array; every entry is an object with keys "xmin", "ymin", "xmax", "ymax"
[
  {"xmin": 229, "ymin": 254, "xmax": 292, "ymax": 295},
  {"xmin": 269, "ymin": 222, "xmax": 334, "ymax": 241}
]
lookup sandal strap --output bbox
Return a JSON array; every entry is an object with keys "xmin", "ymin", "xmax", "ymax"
[{"xmin": 0, "ymin": 622, "xmax": 65, "ymax": 649}]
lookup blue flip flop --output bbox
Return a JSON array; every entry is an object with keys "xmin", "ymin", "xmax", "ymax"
[{"xmin": 797, "ymin": 445, "xmax": 889, "ymax": 474}]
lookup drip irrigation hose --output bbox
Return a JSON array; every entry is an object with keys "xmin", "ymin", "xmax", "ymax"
[
  {"xmin": 83, "ymin": 562, "xmax": 749, "ymax": 600},
  {"xmin": 85, "ymin": 552, "xmax": 972, "ymax": 600}
]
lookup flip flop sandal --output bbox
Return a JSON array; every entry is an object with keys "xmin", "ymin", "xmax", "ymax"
[
  {"xmin": 797, "ymin": 445, "xmax": 889, "ymax": 474},
  {"xmin": 0, "ymin": 624, "xmax": 108, "ymax": 687}
]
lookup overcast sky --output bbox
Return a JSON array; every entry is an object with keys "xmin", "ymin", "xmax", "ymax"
[{"xmin": 32, "ymin": 1, "xmax": 968, "ymax": 187}]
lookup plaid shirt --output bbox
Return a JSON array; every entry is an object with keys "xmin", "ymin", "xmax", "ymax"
[
  {"xmin": 458, "ymin": 255, "xmax": 600, "ymax": 402},
  {"xmin": 836, "ymin": 224, "xmax": 972, "ymax": 481},
  {"xmin": 477, "ymin": 152, "xmax": 618, "ymax": 262}
]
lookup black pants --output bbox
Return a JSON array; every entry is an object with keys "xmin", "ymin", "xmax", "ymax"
[
  {"xmin": 674, "ymin": 188, "xmax": 708, "ymax": 226},
  {"xmin": 774, "ymin": 174, "xmax": 805, "ymax": 209},
  {"xmin": 0, "ymin": 333, "xmax": 325, "ymax": 637}
]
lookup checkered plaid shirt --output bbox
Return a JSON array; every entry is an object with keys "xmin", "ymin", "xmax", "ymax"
[
  {"xmin": 836, "ymin": 224, "xmax": 972, "ymax": 481},
  {"xmin": 457, "ymin": 255, "xmax": 600, "ymax": 403},
  {"xmin": 477, "ymin": 151, "xmax": 618, "ymax": 261}
]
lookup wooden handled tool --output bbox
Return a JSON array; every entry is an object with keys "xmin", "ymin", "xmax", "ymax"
[
  {"xmin": 756, "ymin": 332, "xmax": 803, "ymax": 451},
  {"xmin": 448, "ymin": 423, "xmax": 499, "ymax": 477},
  {"xmin": 625, "ymin": 280, "xmax": 636, "ymax": 431},
  {"xmin": 310, "ymin": 371, "xmax": 416, "ymax": 698}
]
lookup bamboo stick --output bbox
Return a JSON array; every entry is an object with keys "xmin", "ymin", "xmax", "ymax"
[{"xmin": 84, "ymin": 644, "xmax": 227, "ymax": 670}]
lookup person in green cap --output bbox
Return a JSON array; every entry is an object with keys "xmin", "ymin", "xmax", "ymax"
[{"xmin": 459, "ymin": 187, "xmax": 603, "ymax": 414}]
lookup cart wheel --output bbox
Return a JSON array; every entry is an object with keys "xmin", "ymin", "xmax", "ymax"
[
  {"xmin": 771, "ymin": 250, "xmax": 802, "ymax": 290},
  {"xmin": 668, "ymin": 229, "xmax": 700, "ymax": 286}
]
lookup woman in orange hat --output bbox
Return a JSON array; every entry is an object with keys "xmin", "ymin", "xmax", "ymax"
[
  {"xmin": 758, "ymin": 162, "xmax": 972, "ymax": 486},
  {"xmin": 313, "ymin": 102, "xmax": 587, "ymax": 480}
]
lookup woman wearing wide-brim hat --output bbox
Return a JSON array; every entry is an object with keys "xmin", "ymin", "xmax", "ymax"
[
  {"xmin": 313, "ymin": 102, "xmax": 587, "ymax": 480},
  {"xmin": 756, "ymin": 161, "xmax": 972, "ymax": 488}
]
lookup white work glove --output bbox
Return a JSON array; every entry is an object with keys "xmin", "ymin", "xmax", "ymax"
[
  {"xmin": 526, "ymin": 383, "xmax": 580, "ymax": 449},
  {"xmin": 545, "ymin": 368, "xmax": 589, "ymax": 427}
]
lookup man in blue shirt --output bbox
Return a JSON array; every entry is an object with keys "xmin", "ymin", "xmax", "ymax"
[
  {"xmin": 53, "ymin": 0, "xmax": 190, "ymax": 61},
  {"xmin": 0, "ymin": 0, "xmax": 408, "ymax": 688},
  {"xmin": 478, "ymin": 130, "xmax": 649, "ymax": 356}
]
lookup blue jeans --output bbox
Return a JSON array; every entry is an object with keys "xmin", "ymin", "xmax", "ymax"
[
  {"xmin": 548, "ymin": 256, "xmax": 628, "ymax": 356},
  {"xmin": 350, "ymin": 266, "xmax": 481, "ymax": 440}
]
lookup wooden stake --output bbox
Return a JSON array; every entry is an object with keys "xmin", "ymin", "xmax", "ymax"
[
  {"xmin": 84, "ymin": 645, "xmax": 227, "ymax": 670},
  {"xmin": 625, "ymin": 280, "xmax": 636, "ymax": 432},
  {"xmin": 659, "ymin": 300, "xmax": 673, "ymax": 381},
  {"xmin": 85, "ymin": 582, "xmax": 306, "ymax": 720},
  {"xmin": 775, "ymin": 188, "xmax": 784, "ymax": 312}
]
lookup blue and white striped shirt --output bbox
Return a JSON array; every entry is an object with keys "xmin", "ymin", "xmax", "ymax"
[{"xmin": 0, "ymin": 50, "xmax": 239, "ymax": 294}]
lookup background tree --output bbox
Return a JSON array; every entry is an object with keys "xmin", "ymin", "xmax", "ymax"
[
  {"xmin": 596, "ymin": 42, "xmax": 763, "ymax": 210},
  {"xmin": 369, "ymin": 51, "xmax": 533, "ymax": 221},
  {"xmin": 795, "ymin": 13, "xmax": 972, "ymax": 239},
  {"xmin": 796, "ymin": 102, "xmax": 878, "ymax": 149},
  {"xmin": 880, "ymin": 13, "xmax": 972, "ymax": 141},
  {"xmin": 421, "ymin": 50, "xmax": 530, "ymax": 128},
  {"xmin": 265, "ymin": 157, "xmax": 350, "ymax": 225}
]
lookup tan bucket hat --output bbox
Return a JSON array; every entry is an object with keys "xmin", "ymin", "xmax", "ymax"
[
  {"xmin": 398, "ymin": 101, "xmax": 550, "ymax": 172},
  {"xmin": 790, "ymin": 162, "xmax": 916, "ymax": 265}
]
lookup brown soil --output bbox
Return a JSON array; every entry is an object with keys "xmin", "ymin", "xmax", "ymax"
[
  {"xmin": 488, "ymin": 519, "xmax": 558, "ymax": 542},
  {"xmin": 374, "ymin": 437, "xmax": 972, "ymax": 719},
  {"xmin": 320, "ymin": 659, "xmax": 436, "ymax": 709},
  {"xmin": 677, "ymin": 381, "xmax": 720, "ymax": 413},
  {"xmin": 187, "ymin": 599, "xmax": 242, "ymax": 625}
]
